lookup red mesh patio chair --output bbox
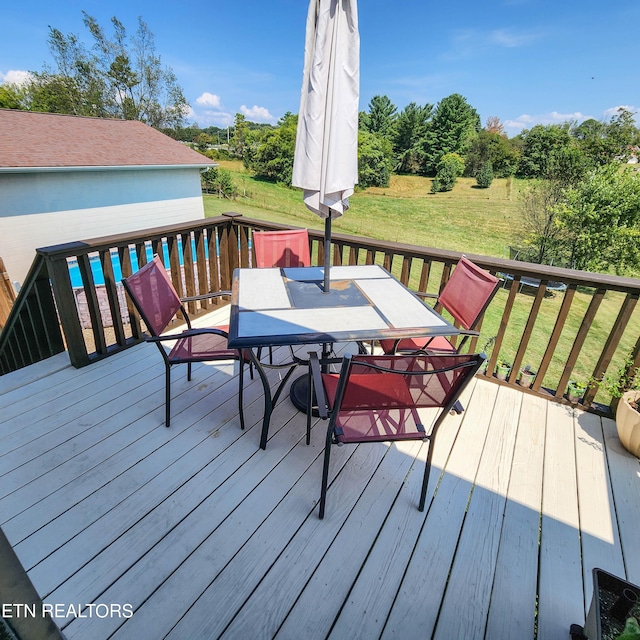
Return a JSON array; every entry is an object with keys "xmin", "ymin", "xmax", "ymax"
[
  {"xmin": 123, "ymin": 255, "xmax": 248, "ymax": 429},
  {"xmin": 379, "ymin": 257, "xmax": 499, "ymax": 357},
  {"xmin": 308, "ymin": 351, "xmax": 485, "ymax": 519},
  {"xmin": 253, "ymin": 229, "xmax": 311, "ymax": 269},
  {"xmin": 253, "ymin": 229, "xmax": 313, "ymax": 364}
]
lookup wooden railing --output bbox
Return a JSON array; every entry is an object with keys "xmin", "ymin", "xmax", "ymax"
[{"xmin": 1, "ymin": 212, "xmax": 639, "ymax": 415}]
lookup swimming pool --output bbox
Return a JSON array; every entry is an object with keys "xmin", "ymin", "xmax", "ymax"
[{"xmin": 67, "ymin": 238, "xmax": 207, "ymax": 288}]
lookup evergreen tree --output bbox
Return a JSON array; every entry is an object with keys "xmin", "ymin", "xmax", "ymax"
[
  {"xmin": 361, "ymin": 95, "xmax": 397, "ymax": 140},
  {"xmin": 392, "ymin": 102, "xmax": 432, "ymax": 174},
  {"xmin": 476, "ymin": 162, "xmax": 494, "ymax": 188},
  {"xmin": 419, "ymin": 93, "xmax": 480, "ymax": 175}
]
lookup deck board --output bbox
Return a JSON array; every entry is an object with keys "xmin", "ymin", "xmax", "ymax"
[
  {"xmin": 1, "ymin": 304, "xmax": 639, "ymax": 640},
  {"xmin": 485, "ymin": 391, "xmax": 547, "ymax": 639}
]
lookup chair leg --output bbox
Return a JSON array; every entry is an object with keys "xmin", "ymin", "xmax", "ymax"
[
  {"xmin": 187, "ymin": 362, "xmax": 192, "ymax": 382},
  {"xmin": 451, "ymin": 400, "xmax": 464, "ymax": 414},
  {"xmin": 319, "ymin": 428, "xmax": 333, "ymax": 519},
  {"xmin": 419, "ymin": 436, "xmax": 435, "ymax": 511},
  {"xmin": 238, "ymin": 358, "xmax": 245, "ymax": 431},
  {"xmin": 306, "ymin": 364, "xmax": 313, "ymax": 445},
  {"xmin": 165, "ymin": 366, "xmax": 171, "ymax": 428}
]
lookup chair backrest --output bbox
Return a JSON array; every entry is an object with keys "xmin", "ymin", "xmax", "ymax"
[
  {"xmin": 332, "ymin": 353, "xmax": 484, "ymax": 415},
  {"xmin": 253, "ymin": 229, "xmax": 311, "ymax": 268},
  {"xmin": 122, "ymin": 255, "xmax": 182, "ymax": 337},
  {"xmin": 438, "ymin": 257, "xmax": 499, "ymax": 330}
]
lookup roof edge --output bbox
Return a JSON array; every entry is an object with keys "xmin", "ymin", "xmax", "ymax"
[{"xmin": 0, "ymin": 163, "xmax": 218, "ymax": 174}]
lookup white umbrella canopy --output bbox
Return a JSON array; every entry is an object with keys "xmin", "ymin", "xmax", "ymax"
[{"xmin": 292, "ymin": 0, "xmax": 360, "ymax": 292}]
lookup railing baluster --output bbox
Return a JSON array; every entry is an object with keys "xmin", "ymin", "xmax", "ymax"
[
  {"xmin": 183, "ymin": 231, "xmax": 198, "ymax": 314},
  {"xmin": 534, "ymin": 285, "xmax": 576, "ymax": 392},
  {"xmin": 556, "ymin": 288, "xmax": 606, "ymax": 400},
  {"xmin": 584, "ymin": 292, "xmax": 640, "ymax": 406},
  {"xmin": 509, "ymin": 281, "xmax": 548, "ymax": 384},
  {"xmin": 99, "ymin": 249, "xmax": 127, "ymax": 347},
  {"xmin": 489, "ymin": 275, "xmax": 520, "ymax": 376}
]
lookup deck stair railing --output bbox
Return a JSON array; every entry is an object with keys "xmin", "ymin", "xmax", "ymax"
[{"xmin": 1, "ymin": 212, "xmax": 639, "ymax": 415}]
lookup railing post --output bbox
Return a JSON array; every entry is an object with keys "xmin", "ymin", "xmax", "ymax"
[{"xmin": 41, "ymin": 248, "xmax": 91, "ymax": 368}]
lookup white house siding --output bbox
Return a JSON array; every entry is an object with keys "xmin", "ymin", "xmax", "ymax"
[{"xmin": 0, "ymin": 167, "xmax": 205, "ymax": 285}]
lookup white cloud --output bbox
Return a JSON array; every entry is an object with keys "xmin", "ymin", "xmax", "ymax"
[
  {"xmin": 504, "ymin": 111, "xmax": 592, "ymax": 132},
  {"xmin": 0, "ymin": 69, "xmax": 32, "ymax": 86},
  {"xmin": 240, "ymin": 104, "xmax": 275, "ymax": 122},
  {"xmin": 196, "ymin": 92, "xmax": 221, "ymax": 108}
]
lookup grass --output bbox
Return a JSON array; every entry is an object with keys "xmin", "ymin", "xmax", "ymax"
[
  {"xmin": 204, "ymin": 161, "xmax": 524, "ymax": 258},
  {"xmin": 204, "ymin": 161, "xmax": 639, "ymax": 407}
]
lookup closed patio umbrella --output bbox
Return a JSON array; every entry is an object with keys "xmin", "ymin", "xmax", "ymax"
[{"xmin": 292, "ymin": 0, "xmax": 360, "ymax": 292}]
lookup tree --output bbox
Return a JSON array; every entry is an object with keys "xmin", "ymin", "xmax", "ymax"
[
  {"xmin": 476, "ymin": 161, "xmax": 494, "ymax": 189},
  {"xmin": 358, "ymin": 130, "xmax": 393, "ymax": 188},
  {"xmin": 244, "ymin": 113, "xmax": 296, "ymax": 184},
  {"xmin": 556, "ymin": 164, "xmax": 640, "ymax": 273},
  {"xmin": 515, "ymin": 180, "xmax": 570, "ymax": 265},
  {"xmin": 25, "ymin": 12, "xmax": 188, "ymax": 128},
  {"xmin": 604, "ymin": 108, "xmax": 640, "ymax": 162},
  {"xmin": 230, "ymin": 113, "xmax": 251, "ymax": 162},
  {"xmin": 515, "ymin": 145, "xmax": 589, "ymax": 266},
  {"xmin": 419, "ymin": 93, "xmax": 481, "ymax": 175},
  {"xmin": 464, "ymin": 129, "xmax": 520, "ymax": 178},
  {"xmin": 516, "ymin": 124, "xmax": 572, "ymax": 178},
  {"xmin": 0, "ymin": 83, "xmax": 28, "ymax": 109},
  {"xmin": 430, "ymin": 152, "xmax": 465, "ymax": 193},
  {"xmin": 485, "ymin": 116, "xmax": 504, "ymax": 135},
  {"xmin": 201, "ymin": 167, "xmax": 237, "ymax": 198},
  {"xmin": 361, "ymin": 95, "xmax": 397, "ymax": 140},
  {"xmin": 571, "ymin": 110, "xmax": 640, "ymax": 166},
  {"xmin": 391, "ymin": 102, "xmax": 432, "ymax": 174}
]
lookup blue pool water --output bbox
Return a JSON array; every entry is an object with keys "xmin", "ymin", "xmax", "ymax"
[{"xmin": 67, "ymin": 238, "xmax": 206, "ymax": 288}]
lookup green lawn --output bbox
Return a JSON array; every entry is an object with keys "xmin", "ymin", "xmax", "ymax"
[{"xmin": 203, "ymin": 160, "xmax": 524, "ymax": 258}]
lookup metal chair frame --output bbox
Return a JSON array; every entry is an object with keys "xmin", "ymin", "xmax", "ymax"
[
  {"xmin": 123, "ymin": 255, "xmax": 247, "ymax": 429},
  {"xmin": 308, "ymin": 351, "xmax": 486, "ymax": 519}
]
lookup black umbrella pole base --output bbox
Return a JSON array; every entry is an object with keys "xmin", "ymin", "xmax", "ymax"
[{"xmin": 289, "ymin": 374, "xmax": 320, "ymax": 417}]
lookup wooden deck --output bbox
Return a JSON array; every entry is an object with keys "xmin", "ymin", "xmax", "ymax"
[{"xmin": 1, "ymin": 305, "xmax": 639, "ymax": 640}]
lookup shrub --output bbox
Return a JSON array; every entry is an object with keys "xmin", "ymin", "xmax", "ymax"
[
  {"xmin": 430, "ymin": 153, "xmax": 464, "ymax": 193},
  {"xmin": 476, "ymin": 161, "xmax": 494, "ymax": 188}
]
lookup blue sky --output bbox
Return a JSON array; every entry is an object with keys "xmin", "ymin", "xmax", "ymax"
[{"xmin": 1, "ymin": 0, "xmax": 638, "ymax": 135}]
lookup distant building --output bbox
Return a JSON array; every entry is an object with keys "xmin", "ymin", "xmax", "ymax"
[{"xmin": 0, "ymin": 110, "xmax": 215, "ymax": 285}]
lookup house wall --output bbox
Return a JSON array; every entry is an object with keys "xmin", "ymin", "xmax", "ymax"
[{"xmin": 0, "ymin": 167, "xmax": 205, "ymax": 285}]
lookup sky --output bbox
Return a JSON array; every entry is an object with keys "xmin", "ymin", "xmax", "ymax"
[{"xmin": 1, "ymin": 0, "xmax": 638, "ymax": 136}]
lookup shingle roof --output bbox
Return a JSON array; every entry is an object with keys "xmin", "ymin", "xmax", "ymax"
[{"xmin": 0, "ymin": 110, "xmax": 214, "ymax": 169}]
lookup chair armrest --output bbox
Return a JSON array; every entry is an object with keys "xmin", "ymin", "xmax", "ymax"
[
  {"xmin": 414, "ymin": 291, "xmax": 437, "ymax": 300},
  {"xmin": 180, "ymin": 290, "xmax": 232, "ymax": 303},
  {"xmin": 309, "ymin": 351, "xmax": 329, "ymax": 419},
  {"xmin": 457, "ymin": 329, "xmax": 480, "ymax": 337},
  {"xmin": 146, "ymin": 327, "xmax": 229, "ymax": 343}
]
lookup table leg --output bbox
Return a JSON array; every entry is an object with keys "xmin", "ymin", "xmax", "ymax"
[{"xmin": 248, "ymin": 349, "xmax": 298, "ymax": 450}]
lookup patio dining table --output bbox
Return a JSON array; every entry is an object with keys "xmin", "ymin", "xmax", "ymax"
[{"xmin": 227, "ymin": 264, "xmax": 461, "ymax": 449}]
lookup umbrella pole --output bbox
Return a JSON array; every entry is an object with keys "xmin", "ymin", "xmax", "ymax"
[{"xmin": 323, "ymin": 216, "xmax": 331, "ymax": 293}]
